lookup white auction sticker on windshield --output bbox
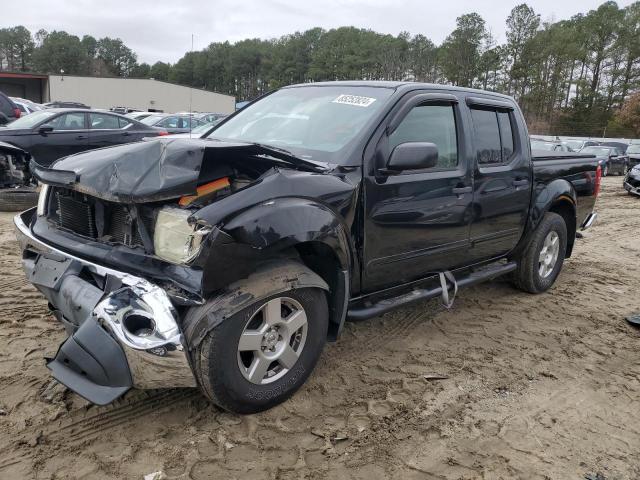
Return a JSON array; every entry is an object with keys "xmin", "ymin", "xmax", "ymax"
[{"xmin": 332, "ymin": 94, "xmax": 376, "ymax": 107}]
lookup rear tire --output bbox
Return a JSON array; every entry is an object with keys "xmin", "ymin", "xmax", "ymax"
[
  {"xmin": 192, "ymin": 287, "xmax": 328, "ymax": 413},
  {"xmin": 0, "ymin": 188, "xmax": 39, "ymax": 212},
  {"xmin": 513, "ymin": 212, "xmax": 567, "ymax": 294}
]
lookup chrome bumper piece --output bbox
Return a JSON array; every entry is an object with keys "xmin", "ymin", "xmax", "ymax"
[{"xmin": 14, "ymin": 209, "xmax": 196, "ymax": 390}]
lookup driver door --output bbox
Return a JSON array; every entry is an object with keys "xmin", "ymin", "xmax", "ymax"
[
  {"xmin": 30, "ymin": 112, "xmax": 89, "ymax": 165},
  {"xmin": 362, "ymin": 92, "xmax": 473, "ymax": 292}
]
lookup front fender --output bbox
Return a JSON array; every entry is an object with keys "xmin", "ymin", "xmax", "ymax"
[{"xmin": 224, "ymin": 197, "xmax": 352, "ymax": 268}]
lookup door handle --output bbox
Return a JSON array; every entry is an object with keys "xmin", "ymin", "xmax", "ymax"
[
  {"xmin": 122, "ymin": 131, "xmax": 131, "ymax": 136},
  {"xmin": 452, "ymin": 186, "xmax": 472, "ymax": 195},
  {"xmin": 76, "ymin": 135, "xmax": 87, "ymax": 140},
  {"xmin": 513, "ymin": 179, "xmax": 529, "ymax": 187}
]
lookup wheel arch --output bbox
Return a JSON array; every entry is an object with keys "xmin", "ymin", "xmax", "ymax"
[
  {"xmin": 182, "ymin": 259, "xmax": 331, "ymax": 351},
  {"xmin": 512, "ymin": 179, "xmax": 577, "ymax": 259}
]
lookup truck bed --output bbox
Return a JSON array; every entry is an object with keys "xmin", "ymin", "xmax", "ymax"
[{"xmin": 532, "ymin": 150, "xmax": 599, "ymax": 226}]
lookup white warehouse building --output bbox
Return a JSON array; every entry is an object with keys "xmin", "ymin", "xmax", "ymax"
[{"xmin": 0, "ymin": 72, "xmax": 235, "ymax": 114}]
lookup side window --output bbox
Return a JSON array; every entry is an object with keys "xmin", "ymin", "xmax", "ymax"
[
  {"xmin": 471, "ymin": 108, "xmax": 515, "ymax": 165},
  {"xmin": 48, "ymin": 112, "xmax": 86, "ymax": 130},
  {"xmin": 89, "ymin": 113, "xmax": 120, "ymax": 130},
  {"xmin": 389, "ymin": 104, "xmax": 458, "ymax": 169},
  {"xmin": 497, "ymin": 112, "xmax": 513, "ymax": 159}
]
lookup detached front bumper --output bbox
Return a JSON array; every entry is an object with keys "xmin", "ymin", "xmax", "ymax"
[{"xmin": 14, "ymin": 208, "xmax": 196, "ymax": 405}]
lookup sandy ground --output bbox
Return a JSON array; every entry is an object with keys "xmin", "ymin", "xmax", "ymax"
[{"xmin": 0, "ymin": 176, "xmax": 638, "ymax": 480}]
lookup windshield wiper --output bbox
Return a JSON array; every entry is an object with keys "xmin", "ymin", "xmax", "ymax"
[{"xmin": 249, "ymin": 142, "xmax": 329, "ymax": 172}]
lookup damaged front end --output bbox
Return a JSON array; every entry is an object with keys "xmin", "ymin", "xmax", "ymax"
[{"xmin": 16, "ymin": 137, "xmax": 343, "ymax": 404}]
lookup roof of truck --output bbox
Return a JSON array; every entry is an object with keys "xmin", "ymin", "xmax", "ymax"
[{"xmin": 285, "ymin": 80, "xmax": 514, "ymax": 100}]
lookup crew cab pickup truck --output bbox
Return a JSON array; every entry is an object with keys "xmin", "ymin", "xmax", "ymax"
[{"xmin": 15, "ymin": 82, "xmax": 600, "ymax": 413}]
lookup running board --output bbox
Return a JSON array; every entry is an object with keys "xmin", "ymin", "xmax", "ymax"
[{"xmin": 347, "ymin": 261, "xmax": 517, "ymax": 321}]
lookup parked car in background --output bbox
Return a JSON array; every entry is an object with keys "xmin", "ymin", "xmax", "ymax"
[
  {"xmin": 530, "ymin": 139, "xmax": 573, "ymax": 152},
  {"xmin": 624, "ymin": 163, "xmax": 640, "ymax": 196},
  {"xmin": 126, "ymin": 111, "xmax": 154, "ymax": 122},
  {"xmin": 0, "ymin": 109, "xmax": 167, "ymax": 166},
  {"xmin": 563, "ymin": 139, "xmax": 599, "ymax": 152},
  {"xmin": 195, "ymin": 112, "xmax": 228, "ymax": 124},
  {"xmin": 0, "ymin": 91, "xmax": 21, "ymax": 125},
  {"xmin": 140, "ymin": 113, "xmax": 202, "ymax": 134},
  {"xmin": 600, "ymin": 141, "xmax": 629, "ymax": 154},
  {"xmin": 625, "ymin": 143, "xmax": 640, "ymax": 169},
  {"xmin": 43, "ymin": 101, "xmax": 90, "ymax": 109},
  {"xmin": 166, "ymin": 119, "xmax": 224, "ymax": 138},
  {"xmin": 580, "ymin": 145, "xmax": 628, "ymax": 176},
  {"xmin": 11, "ymin": 97, "xmax": 44, "ymax": 115},
  {"xmin": 18, "ymin": 82, "xmax": 600, "ymax": 412}
]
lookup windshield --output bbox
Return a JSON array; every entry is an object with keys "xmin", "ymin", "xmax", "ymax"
[
  {"xmin": 582, "ymin": 146, "xmax": 611, "ymax": 155},
  {"xmin": 627, "ymin": 144, "xmax": 640, "ymax": 154},
  {"xmin": 141, "ymin": 115, "xmax": 163, "ymax": 126},
  {"xmin": 4, "ymin": 110, "xmax": 57, "ymax": 129},
  {"xmin": 207, "ymin": 86, "xmax": 394, "ymax": 162}
]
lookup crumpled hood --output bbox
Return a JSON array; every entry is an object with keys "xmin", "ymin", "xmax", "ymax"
[{"xmin": 34, "ymin": 137, "xmax": 326, "ymax": 203}]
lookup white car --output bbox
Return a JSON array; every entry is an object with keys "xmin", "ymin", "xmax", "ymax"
[{"xmin": 10, "ymin": 97, "xmax": 44, "ymax": 115}]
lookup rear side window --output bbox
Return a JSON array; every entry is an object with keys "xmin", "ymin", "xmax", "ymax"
[
  {"xmin": 471, "ymin": 108, "xmax": 515, "ymax": 165},
  {"xmin": 89, "ymin": 113, "xmax": 120, "ymax": 130},
  {"xmin": 118, "ymin": 117, "xmax": 132, "ymax": 128},
  {"xmin": 389, "ymin": 104, "xmax": 458, "ymax": 169}
]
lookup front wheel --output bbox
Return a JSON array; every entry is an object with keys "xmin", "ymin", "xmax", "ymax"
[
  {"xmin": 192, "ymin": 288, "xmax": 328, "ymax": 413},
  {"xmin": 512, "ymin": 212, "xmax": 567, "ymax": 294}
]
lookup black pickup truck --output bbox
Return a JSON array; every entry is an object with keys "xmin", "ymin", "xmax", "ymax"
[{"xmin": 15, "ymin": 82, "xmax": 600, "ymax": 413}]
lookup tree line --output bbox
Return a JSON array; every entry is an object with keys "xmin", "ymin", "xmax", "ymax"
[{"xmin": 2, "ymin": 1, "xmax": 640, "ymax": 137}]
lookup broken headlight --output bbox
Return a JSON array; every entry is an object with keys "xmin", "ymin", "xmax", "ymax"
[{"xmin": 153, "ymin": 207, "xmax": 211, "ymax": 264}]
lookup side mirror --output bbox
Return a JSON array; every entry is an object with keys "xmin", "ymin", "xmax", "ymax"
[
  {"xmin": 38, "ymin": 124, "xmax": 54, "ymax": 134},
  {"xmin": 385, "ymin": 142, "xmax": 439, "ymax": 173}
]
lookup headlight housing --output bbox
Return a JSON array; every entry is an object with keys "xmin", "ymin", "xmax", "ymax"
[
  {"xmin": 153, "ymin": 207, "xmax": 211, "ymax": 265},
  {"xmin": 36, "ymin": 184, "xmax": 50, "ymax": 216}
]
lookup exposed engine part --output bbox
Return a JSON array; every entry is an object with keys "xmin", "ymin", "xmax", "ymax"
[{"xmin": 0, "ymin": 151, "xmax": 33, "ymax": 188}]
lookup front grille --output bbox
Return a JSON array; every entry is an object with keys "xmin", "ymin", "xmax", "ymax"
[
  {"xmin": 57, "ymin": 191, "xmax": 97, "ymax": 237},
  {"xmin": 52, "ymin": 188, "xmax": 152, "ymax": 249}
]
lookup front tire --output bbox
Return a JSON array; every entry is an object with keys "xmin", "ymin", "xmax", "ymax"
[
  {"xmin": 513, "ymin": 212, "xmax": 567, "ymax": 294},
  {"xmin": 192, "ymin": 288, "xmax": 328, "ymax": 413}
]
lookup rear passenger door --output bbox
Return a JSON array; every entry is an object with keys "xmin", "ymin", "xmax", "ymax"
[
  {"xmin": 466, "ymin": 96, "xmax": 531, "ymax": 262},
  {"xmin": 88, "ymin": 112, "xmax": 135, "ymax": 149}
]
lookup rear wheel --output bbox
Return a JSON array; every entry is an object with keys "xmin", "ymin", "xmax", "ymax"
[
  {"xmin": 0, "ymin": 187, "xmax": 39, "ymax": 212},
  {"xmin": 192, "ymin": 287, "xmax": 328, "ymax": 413},
  {"xmin": 513, "ymin": 212, "xmax": 567, "ymax": 294}
]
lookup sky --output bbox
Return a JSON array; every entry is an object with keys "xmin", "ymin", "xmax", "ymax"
[{"xmin": 2, "ymin": 0, "xmax": 635, "ymax": 65}]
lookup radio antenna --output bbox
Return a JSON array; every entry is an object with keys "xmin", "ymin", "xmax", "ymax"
[{"xmin": 189, "ymin": 33, "xmax": 194, "ymax": 139}]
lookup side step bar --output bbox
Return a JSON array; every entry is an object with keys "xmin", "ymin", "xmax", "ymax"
[{"xmin": 347, "ymin": 261, "xmax": 517, "ymax": 321}]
